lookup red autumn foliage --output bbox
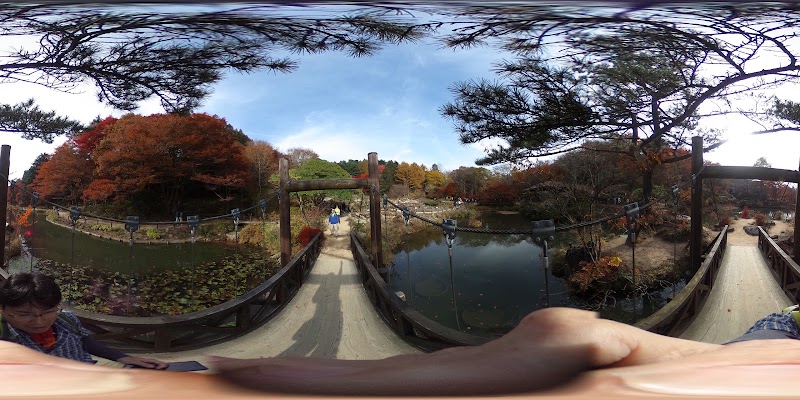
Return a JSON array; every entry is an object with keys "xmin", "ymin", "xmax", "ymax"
[
  {"xmin": 296, "ymin": 226, "xmax": 323, "ymax": 247},
  {"xmin": 32, "ymin": 142, "xmax": 94, "ymax": 203},
  {"xmin": 754, "ymin": 213, "xmax": 767, "ymax": 226},
  {"xmin": 741, "ymin": 205, "xmax": 751, "ymax": 219},
  {"xmin": 73, "ymin": 117, "xmax": 118, "ymax": 153},
  {"xmin": 478, "ymin": 182, "xmax": 519, "ymax": 205},
  {"xmin": 82, "ymin": 113, "xmax": 252, "ymax": 211}
]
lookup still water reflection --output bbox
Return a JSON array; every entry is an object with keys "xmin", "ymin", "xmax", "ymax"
[
  {"xmin": 389, "ymin": 211, "xmax": 676, "ymax": 337},
  {"xmin": 9, "ymin": 216, "xmax": 252, "ymax": 275}
]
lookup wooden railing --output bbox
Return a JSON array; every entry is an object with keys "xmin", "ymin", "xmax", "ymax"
[
  {"xmin": 69, "ymin": 233, "xmax": 322, "ymax": 352},
  {"xmin": 350, "ymin": 233, "xmax": 488, "ymax": 351},
  {"xmin": 758, "ymin": 226, "xmax": 800, "ymax": 304},
  {"xmin": 635, "ymin": 227, "xmax": 728, "ymax": 336}
]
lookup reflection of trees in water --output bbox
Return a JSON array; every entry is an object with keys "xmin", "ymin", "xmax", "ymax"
[{"xmin": 393, "ymin": 222, "xmax": 536, "ymax": 251}]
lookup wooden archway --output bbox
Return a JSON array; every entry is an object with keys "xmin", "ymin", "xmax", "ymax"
[
  {"xmin": 690, "ymin": 136, "xmax": 800, "ymax": 271},
  {"xmin": 278, "ymin": 152, "xmax": 383, "ymax": 268}
]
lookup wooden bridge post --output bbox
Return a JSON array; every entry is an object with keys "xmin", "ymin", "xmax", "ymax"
[
  {"xmin": 795, "ymin": 158, "xmax": 800, "ymax": 262},
  {"xmin": 368, "ymin": 152, "xmax": 383, "ymax": 268},
  {"xmin": 279, "ymin": 158, "xmax": 291, "ymax": 267},
  {"xmin": 690, "ymin": 136, "xmax": 703, "ymax": 274},
  {"xmin": 0, "ymin": 145, "xmax": 8, "ymax": 273}
]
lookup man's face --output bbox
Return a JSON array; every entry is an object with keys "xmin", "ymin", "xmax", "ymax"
[{"xmin": 1, "ymin": 303, "xmax": 60, "ymax": 334}]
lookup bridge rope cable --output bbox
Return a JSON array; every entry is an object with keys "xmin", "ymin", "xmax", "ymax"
[
  {"xmin": 383, "ymin": 195, "xmax": 664, "ymax": 235},
  {"xmin": 5, "ymin": 172, "xmax": 279, "ymax": 226}
]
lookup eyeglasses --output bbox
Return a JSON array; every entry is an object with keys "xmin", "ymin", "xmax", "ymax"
[{"xmin": 5, "ymin": 307, "xmax": 62, "ymax": 321}]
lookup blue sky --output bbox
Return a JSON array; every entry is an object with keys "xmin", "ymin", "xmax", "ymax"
[
  {"xmin": 2, "ymin": 4, "xmax": 800, "ymax": 179},
  {"xmin": 199, "ymin": 38, "xmax": 506, "ymax": 170}
]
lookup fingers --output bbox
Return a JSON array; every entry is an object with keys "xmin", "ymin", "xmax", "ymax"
[
  {"xmin": 554, "ymin": 339, "xmax": 800, "ymax": 398},
  {"xmin": 120, "ymin": 356, "xmax": 168, "ymax": 370}
]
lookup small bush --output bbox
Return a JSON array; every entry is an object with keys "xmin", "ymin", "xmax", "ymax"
[
  {"xmin": 199, "ymin": 220, "xmax": 231, "ymax": 238},
  {"xmin": 754, "ymin": 213, "xmax": 767, "ymax": 226},
  {"xmin": 91, "ymin": 224, "xmax": 123, "ymax": 233},
  {"xmin": 741, "ymin": 205, "xmax": 751, "ymax": 219},
  {"xmin": 145, "ymin": 228, "xmax": 162, "ymax": 240},
  {"xmin": 296, "ymin": 226, "xmax": 323, "ymax": 247},
  {"xmin": 568, "ymin": 256, "xmax": 625, "ymax": 294},
  {"xmin": 423, "ymin": 199, "xmax": 439, "ymax": 207}
]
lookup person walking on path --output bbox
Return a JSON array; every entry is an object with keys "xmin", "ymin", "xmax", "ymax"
[{"xmin": 328, "ymin": 208, "xmax": 340, "ymax": 237}]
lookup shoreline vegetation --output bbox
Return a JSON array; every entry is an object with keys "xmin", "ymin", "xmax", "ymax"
[
  {"xmin": 2, "ymin": 205, "xmax": 325, "ymax": 317},
  {"xmin": 1, "ymin": 199, "xmax": 794, "ymax": 316}
]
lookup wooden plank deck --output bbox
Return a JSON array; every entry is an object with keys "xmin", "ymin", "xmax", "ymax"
[
  {"xmin": 679, "ymin": 245, "xmax": 792, "ymax": 344},
  {"xmin": 130, "ymin": 216, "xmax": 419, "ymax": 366}
]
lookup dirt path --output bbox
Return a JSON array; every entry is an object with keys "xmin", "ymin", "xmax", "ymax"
[
  {"xmin": 321, "ymin": 214, "xmax": 353, "ymax": 259},
  {"xmin": 601, "ymin": 217, "xmax": 794, "ymax": 271}
]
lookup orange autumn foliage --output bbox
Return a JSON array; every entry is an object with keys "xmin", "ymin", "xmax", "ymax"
[
  {"xmin": 17, "ymin": 205, "xmax": 33, "ymax": 228},
  {"xmin": 568, "ymin": 256, "xmax": 626, "ymax": 294},
  {"xmin": 32, "ymin": 142, "xmax": 94, "ymax": 203},
  {"xmin": 82, "ymin": 113, "xmax": 252, "ymax": 209}
]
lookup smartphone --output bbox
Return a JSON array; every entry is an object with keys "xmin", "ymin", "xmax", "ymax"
[{"xmin": 124, "ymin": 360, "xmax": 208, "ymax": 372}]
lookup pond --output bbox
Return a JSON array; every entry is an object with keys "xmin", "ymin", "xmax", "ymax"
[
  {"xmin": 387, "ymin": 211, "xmax": 685, "ymax": 337},
  {"xmin": 7, "ymin": 216, "xmax": 278, "ymax": 316},
  {"xmin": 9, "ymin": 215, "xmax": 258, "ymax": 275}
]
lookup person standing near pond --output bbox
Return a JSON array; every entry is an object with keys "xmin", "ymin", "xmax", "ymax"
[
  {"xmin": 0, "ymin": 272, "xmax": 167, "ymax": 369},
  {"xmin": 328, "ymin": 208, "xmax": 340, "ymax": 237}
]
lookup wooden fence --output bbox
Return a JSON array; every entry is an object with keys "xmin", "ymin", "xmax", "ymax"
[
  {"xmin": 350, "ymin": 233, "xmax": 488, "ymax": 351},
  {"xmin": 70, "ymin": 233, "xmax": 322, "ymax": 352},
  {"xmin": 635, "ymin": 227, "xmax": 728, "ymax": 335},
  {"xmin": 758, "ymin": 227, "xmax": 800, "ymax": 303}
]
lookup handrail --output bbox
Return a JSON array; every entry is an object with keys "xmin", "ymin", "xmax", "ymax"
[
  {"xmin": 635, "ymin": 226, "xmax": 728, "ymax": 336},
  {"xmin": 758, "ymin": 226, "xmax": 800, "ymax": 303},
  {"xmin": 70, "ymin": 233, "xmax": 323, "ymax": 352},
  {"xmin": 350, "ymin": 232, "xmax": 488, "ymax": 352}
]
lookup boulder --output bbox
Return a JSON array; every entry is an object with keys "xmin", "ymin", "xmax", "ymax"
[{"xmin": 743, "ymin": 225, "xmax": 760, "ymax": 236}]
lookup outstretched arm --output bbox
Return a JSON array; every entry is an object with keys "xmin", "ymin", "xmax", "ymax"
[
  {"xmin": 84, "ymin": 336, "xmax": 167, "ymax": 369},
  {"xmin": 212, "ymin": 308, "xmax": 720, "ymax": 396}
]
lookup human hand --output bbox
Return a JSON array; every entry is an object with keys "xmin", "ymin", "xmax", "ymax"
[{"xmin": 118, "ymin": 356, "xmax": 168, "ymax": 370}]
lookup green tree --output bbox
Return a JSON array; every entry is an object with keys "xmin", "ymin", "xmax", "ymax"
[
  {"xmin": 336, "ymin": 159, "xmax": 362, "ymax": 176},
  {"xmin": 0, "ymin": 100, "xmax": 83, "ymax": 143},
  {"xmin": 378, "ymin": 160, "xmax": 398, "ymax": 194},
  {"xmin": 291, "ymin": 158, "xmax": 354, "ymax": 204}
]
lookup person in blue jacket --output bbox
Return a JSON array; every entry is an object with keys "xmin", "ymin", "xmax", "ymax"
[{"xmin": 328, "ymin": 208, "xmax": 340, "ymax": 237}]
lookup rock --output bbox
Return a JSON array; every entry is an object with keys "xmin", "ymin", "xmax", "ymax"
[{"xmin": 743, "ymin": 225, "xmax": 760, "ymax": 236}]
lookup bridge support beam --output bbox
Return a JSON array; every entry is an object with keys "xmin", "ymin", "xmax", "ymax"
[
  {"xmin": 367, "ymin": 152, "xmax": 383, "ymax": 268},
  {"xmin": 279, "ymin": 158, "xmax": 291, "ymax": 267},
  {"xmin": 0, "ymin": 145, "xmax": 8, "ymax": 275},
  {"xmin": 690, "ymin": 136, "xmax": 703, "ymax": 274},
  {"xmin": 0, "ymin": 145, "xmax": 7, "ymax": 274},
  {"xmin": 796, "ymin": 158, "xmax": 800, "ymax": 262}
]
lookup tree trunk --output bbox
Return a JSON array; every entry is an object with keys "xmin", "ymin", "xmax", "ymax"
[{"xmin": 642, "ymin": 166, "xmax": 655, "ymax": 200}]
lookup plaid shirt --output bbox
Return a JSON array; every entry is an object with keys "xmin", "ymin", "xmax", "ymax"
[
  {"xmin": 2, "ymin": 311, "xmax": 94, "ymax": 363},
  {"xmin": 742, "ymin": 312, "xmax": 800, "ymax": 339}
]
